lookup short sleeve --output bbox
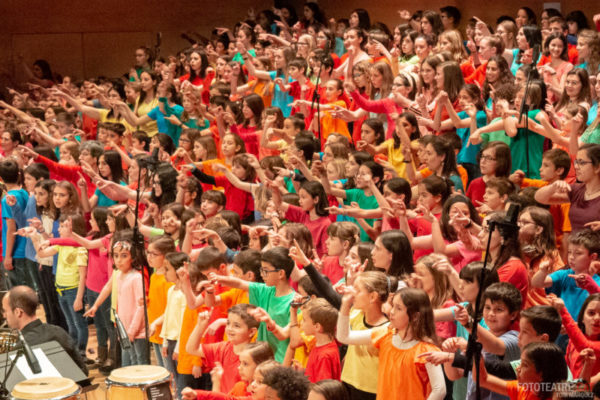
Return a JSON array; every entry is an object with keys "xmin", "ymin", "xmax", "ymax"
[
  {"xmin": 201, "ymin": 341, "xmax": 223, "ymax": 370},
  {"xmin": 371, "ymin": 326, "xmax": 390, "ymax": 349},
  {"xmin": 548, "ymin": 269, "xmax": 568, "ymax": 295},
  {"xmin": 2, "ymin": 198, "xmax": 13, "ymax": 219},
  {"xmin": 248, "ymin": 282, "xmax": 272, "ymax": 308},
  {"xmin": 75, "ymin": 248, "xmax": 88, "ymax": 266},
  {"xmin": 147, "ymin": 107, "xmax": 160, "ymax": 121},
  {"xmin": 268, "ymin": 71, "xmax": 277, "ymax": 81},
  {"xmin": 505, "ymin": 380, "xmax": 520, "ymax": 400}
]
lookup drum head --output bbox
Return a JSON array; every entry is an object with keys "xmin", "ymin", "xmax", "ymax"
[
  {"xmin": 11, "ymin": 377, "xmax": 80, "ymax": 399},
  {"xmin": 107, "ymin": 365, "xmax": 170, "ymax": 385}
]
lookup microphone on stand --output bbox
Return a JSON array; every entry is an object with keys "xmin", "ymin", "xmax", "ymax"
[
  {"xmin": 17, "ymin": 331, "xmax": 41, "ymax": 374},
  {"xmin": 114, "ymin": 311, "xmax": 131, "ymax": 350}
]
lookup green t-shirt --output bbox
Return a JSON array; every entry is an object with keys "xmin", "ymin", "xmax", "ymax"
[
  {"xmin": 510, "ymin": 109, "xmax": 545, "ymax": 179},
  {"xmin": 581, "ymin": 123, "xmax": 600, "ymax": 144},
  {"xmin": 248, "ymin": 282, "xmax": 295, "ymax": 363},
  {"xmin": 344, "ymin": 188, "xmax": 380, "ymax": 242},
  {"xmin": 481, "ymin": 117, "xmax": 512, "ymax": 147}
]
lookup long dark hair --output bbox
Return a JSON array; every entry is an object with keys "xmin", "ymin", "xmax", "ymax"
[
  {"xmin": 299, "ymin": 181, "xmax": 329, "ymax": 217},
  {"xmin": 440, "ymin": 195, "xmax": 481, "ymax": 241},
  {"xmin": 429, "ymin": 136, "xmax": 459, "ymax": 178},
  {"xmin": 517, "ymin": 25, "xmax": 542, "ymax": 64},
  {"xmin": 35, "ymin": 179, "xmax": 57, "ymax": 219},
  {"xmin": 150, "ymin": 163, "xmax": 179, "ymax": 208},
  {"xmin": 100, "ymin": 150, "xmax": 124, "ymax": 183},
  {"xmin": 379, "ymin": 230, "xmax": 414, "ymax": 278},
  {"xmin": 91, "ymin": 207, "xmax": 111, "ymax": 239},
  {"xmin": 187, "ymin": 48, "xmax": 209, "ymax": 80},
  {"xmin": 487, "ymin": 211, "xmax": 522, "ymax": 269},
  {"xmin": 522, "ymin": 342, "xmax": 568, "ymax": 400},
  {"xmin": 33, "ymin": 59, "xmax": 54, "ymax": 81},
  {"xmin": 482, "ymin": 56, "xmax": 512, "ymax": 101},
  {"xmin": 393, "ymin": 287, "xmax": 438, "ymax": 344}
]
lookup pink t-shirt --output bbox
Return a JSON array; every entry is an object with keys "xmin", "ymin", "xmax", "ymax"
[
  {"xmin": 285, "ymin": 205, "xmax": 332, "ymax": 257},
  {"xmin": 85, "ymin": 234, "xmax": 113, "ymax": 293},
  {"xmin": 117, "ymin": 270, "xmax": 146, "ymax": 339}
]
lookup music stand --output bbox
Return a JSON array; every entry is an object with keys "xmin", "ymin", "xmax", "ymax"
[{"xmin": 0, "ymin": 340, "xmax": 94, "ymax": 394}]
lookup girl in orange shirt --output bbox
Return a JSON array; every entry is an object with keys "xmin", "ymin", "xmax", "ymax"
[{"xmin": 337, "ymin": 287, "xmax": 446, "ymax": 400}]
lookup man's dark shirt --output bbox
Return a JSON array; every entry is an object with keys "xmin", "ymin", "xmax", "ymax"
[{"xmin": 21, "ymin": 319, "xmax": 88, "ymax": 375}]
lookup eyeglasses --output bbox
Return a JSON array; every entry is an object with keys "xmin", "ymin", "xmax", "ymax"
[
  {"xmin": 153, "ymin": 181, "xmax": 161, "ymax": 186},
  {"xmin": 574, "ymin": 159, "xmax": 593, "ymax": 167},
  {"xmin": 179, "ymin": 138, "xmax": 191, "ymax": 143},
  {"xmin": 147, "ymin": 251, "xmax": 162, "ymax": 257},
  {"xmin": 260, "ymin": 268, "xmax": 280, "ymax": 275},
  {"xmin": 480, "ymin": 155, "xmax": 496, "ymax": 162},
  {"xmin": 517, "ymin": 219, "xmax": 536, "ymax": 227}
]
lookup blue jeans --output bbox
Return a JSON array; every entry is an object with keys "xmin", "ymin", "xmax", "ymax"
[
  {"xmin": 153, "ymin": 342, "xmax": 165, "ymax": 368},
  {"xmin": 85, "ymin": 288, "xmax": 113, "ymax": 348},
  {"xmin": 57, "ymin": 287, "xmax": 88, "ymax": 352},
  {"xmin": 121, "ymin": 339, "xmax": 150, "ymax": 366},
  {"xmin": 162, "ymin": 339, "xmax": 182, "ymax": 398}
]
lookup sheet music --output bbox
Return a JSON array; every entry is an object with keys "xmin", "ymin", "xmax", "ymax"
[{"xmin": 10, "ymin": 348, "xmax": 62, "ymax": 380}]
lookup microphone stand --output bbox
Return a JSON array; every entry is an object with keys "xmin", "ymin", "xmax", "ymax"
[
  {"xmin": 131, "ymin": 160, "xmax": 155, "ymax": 361},
  {"xmin": 310, "ymin": 62, "xmax": 322, "ymax": 142},
  {"xmin": 0, "ymin": 331, "xmax": 36, "ymax": 399},
  {"xmin": 463, "ymin": 220, "xmax": 498, "ymax": 400}
]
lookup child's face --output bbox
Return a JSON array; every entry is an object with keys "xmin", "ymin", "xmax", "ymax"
[
  {"xmin": 389, "ymin": 294, "xmax": 410, "ymax": 332},
  {"xmin": 412, "ymin": 263, "xmax": 435, "ymax": 295},
  {"xmin": 518, "ymin": 317, "xmax": 546, "ymax": 349},
  {"xmin": 161, "ymin": 210, "xmax": 180, "ymax": 235},
  {"xmin": 225, "ymin": 312, "xmax": 255, "ymax": 345},
  {"xmin": 459, "ymin": 279, "xmax": 479, "ymax": 303},
  {"xmin": 355, "ymin": 165, "xmax": 374, "ymax": 189},
  {"xmin": 237, "ymin": 350, "xmax": 257, "ymax": 383},
  {"xmin": 342, "ymin": 245, "xmax": 361, "ymax": 271},
  {"xmin": 201, "ymin": 199, "xmax": 221, "ymax": 218},
  {"xmin": 325, "ymin": 235, "xmax": 345, "ymax": 257},
  {"xmin": 34, "ymin": 187, "xmax": 49, "ymax": 208},
  {"xmin": 352, "ymin": 278, "xmax": 372, "ymax": 311},
  {"xmin": 221, "ymin": 135, "xmax": 239, "ymax": 157},
  {"xmin": 360, "ymin": 124, "xmax": 376, "ymax": 144},
  {"xmin": 479, "ymin": 148, "xmax": 498, "ymax": 176},
  {"xmin": 539, "ymin": 158, "xmax": 560, "ymax": 181},
  {"xmin": 147, "ymin": 243, "xmax": 166, "ymax": 269},
  {"xmin": 483, "ymin": 299, "xmax": 517, "ymax": 335},
  {"xmin": 423, "ymin": 143, "xmax": 444, "ymax": 172},
  {"xmin": 288, "ymin": 66, "xmax": 301, "ymax": 80},
  {"xmin": 383, "ymin": 184, "xmax": 403, "ymax": 203},
  {"xmin": 58, "ymin": 146, "xmax": 76, "ymax": 166},
  {"xmin": 260, "ymin": 261, "xmax": 282, "ymax": 287},
  {"xmin": 194, "ymin": 141, "xmax": 207, "ymax": 160},
  {"xmin": 248, "ymin": 370, "xmax": 267, "ymax": 400},
  {"xmin": 345, "ymin": 155, "xmax": 360, "ymax": 178},
  {"xmin": 23, "ymin": 173, "xmax": 39, "ymax": 193},
  {"xmin": 483, "ymin": 187, "xmax": 504, "ymax": 211},
  {"xmin": 164, "ymin": 261, "xmax": 178, "ymax": 283},
  {"xmin": 132, "ymin": 138, "xmax": 145, "ymax": 151},
  {"xmin": 457, "ymin": 90, "xmax": 474, "ymax": 111},
  {"xmin": 567, "ymin": 244, "xmax": 595, "ymax": 273},
  {"xmin": 326, "ymin": 163, "xmax": 340, "ymax": 181},
  {"xmin": 516, "ymin": 352, "xmax": 542, "ymax": 384},
  {"xmin": 307, "ymin": 390, "xmax": 327, "ymax": 400},
  {"xmin": 517, "ymin": 211, "xmax": 542, "ymax": 244},
  {"xmin": 53, "ymin": 186, "xmax": 69, "ymax": 209},
  {"xmin": 417, "ymin": 184, "xmax": 439, "ymax": 211},
  {"xmin": 324, "ymin": 81, "xmax": 340, "ymax": 102},
  {"xmin": 106, "ymin": 215, "xmax": 116, "ymax": 232},
  {"xmin": 582, "ymin": 300, "xmax": 600, "ymax": 336},
  {"xmin": 112, "ymin": 244, "xmax": 133, "ymax": 271},
  {"xmin": 298, "ymin": 188, "xmax": 316, "ymax": 212},
  {"xmin": 301, "ymin": 310, "xmax": 317, "ymax": 336},
  {"xmin": 232, "ymin": 162, "xmax": 247, "ymax": 180}
]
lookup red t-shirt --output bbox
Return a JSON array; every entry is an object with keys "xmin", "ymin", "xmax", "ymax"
[
  {"xmin": 305, "ymin": 340, "xmax": 341, "ymax": 383},
  {"xmin": 466, "ymin": 177, "xmax": 486, "ymax": 206},
  {"xmin": 284, "ymin": 205, "xmax": 332, "ymax": 257},
  {"xmin": 214, "ymin": 175, "xmax": 254, "ymax": 222},
  {"xmin": 201, "ymin": 341, "xmax": 241, "ymax": 393},
  {"xmin": 321, "ymin": 256, "xmax": 344, "ymax": 284},
  {"xmin": 497, "ymin": 258, "xmax": 529, "ymax": 307}
]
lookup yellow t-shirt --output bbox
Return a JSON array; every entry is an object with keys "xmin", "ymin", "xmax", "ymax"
[
  {"xmin": 382, "ymin": 138, "xmax": 410, "ymax": 180},
  {"xmin": 55, "ymin": 246, "xmax": 88, "ymax": 288},
  {"xmin": 98, "ymin": 108, "xmax": 134, "ymax": 132},
  {"xmin": 341, "ymin": 309, "xmax": 388, "ymax": 393},
  {"xmin": 160, "ymin": 286, "xmax": 187, "ymax": 341},
  {"xmin": 134, "ymin": 96, "xmax": 159, "ymax": 137},
  {"xmin": 293, "ymin": 310, "xmax": 316, "ymax": 368}
]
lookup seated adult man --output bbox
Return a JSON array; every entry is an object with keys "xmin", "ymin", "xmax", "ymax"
[{"xmin": 2, "ymin": 286, "xmax": 88, "ymax": 375}]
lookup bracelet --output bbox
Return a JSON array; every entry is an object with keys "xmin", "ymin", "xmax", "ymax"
[
  {"xmin": 289, "ymin": 324, "xmax": 298, "ymax": 328},
  {"xmin": 403, "ymin": 159, "xmax": 412, "ymax": 163},
  {"xmin": 267, "ymin": 324, "xmax": 276, "ymax": 332}
]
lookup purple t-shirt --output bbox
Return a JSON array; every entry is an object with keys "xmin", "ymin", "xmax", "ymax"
[{"xmin": 568, "ymin": 183, "xmax": 600, "ymax": 233}]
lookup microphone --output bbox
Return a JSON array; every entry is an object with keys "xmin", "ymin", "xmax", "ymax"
[
  {"xmin": 140, "ymin": 147, "xmax": 160, "ymax": 170},
  {"xmin": 493, "ymin": 203, "xmax": 521, "ymax": 238},
  {"xmin": 156, "ymin": 32, "xmax": 162, "ymax": 47},
  {"xmin": 531, "ymin": 45, "xmax": 540, "ymax": 66},
  {"xmin": 114, "ymin": 311, "xmax": 132, "ymax": 350},
  {"xmin": 18, "ymin": 331, "xmax": 41, "ymax": 374}
]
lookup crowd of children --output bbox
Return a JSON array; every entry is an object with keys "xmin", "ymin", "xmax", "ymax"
[{"xmin": 2, "ymin": 3, "xmax": 600, "ymax": 400}]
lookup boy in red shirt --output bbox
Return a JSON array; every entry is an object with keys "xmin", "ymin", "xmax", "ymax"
[{"xmin": 301, "ymin": 298, "xmax": 341, "ymax": 383}]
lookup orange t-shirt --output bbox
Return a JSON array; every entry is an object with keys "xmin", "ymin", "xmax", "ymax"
[
  {"xmin": 321, "ymin": 99, "xmax": 351, "ymax": 141},
  {"xmin": 220, "ymin": 288, "xmax": 249, "ymax": 309},
  {"xmin": 524, "ymin": 250, "xmax": 564, "ymax": 309},
  {"xmin": 147, "ymin": 273, "xmax": 173, "ymax": 345},
  {"xmin": 177, "ymin": 305, "xmax": 204, "ymax": 374},
  {"xmin": 506, "ymin": 380, "xmax": 541, "ymax": 400},
  {"xmin": 371, "ymin": 327, "xmax": 440, "ymax": 400},
  {"xmin": 419, "ymin": 166, "xmax": 468, "ymax": 191}
]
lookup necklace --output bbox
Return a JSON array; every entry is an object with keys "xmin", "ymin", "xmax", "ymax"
[{"xmin": 584, "ymin": 185, "xmax": 600, "ymax": 200}]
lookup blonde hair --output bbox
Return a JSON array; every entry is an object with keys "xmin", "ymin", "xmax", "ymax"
[
  {"xmin": 578, "ymin": 30, "xmax": 600, "ymax": 76},
  {"xmin": 327, "ymin": 158, "xmax": 347, "ymax": 181},
  {"xmin": 438, "ymin": 30, "xmax": 467, "ymax": 63},
  {"xmin": 357, "ymin": 270, "xmax": 396, "ymax": 304}
]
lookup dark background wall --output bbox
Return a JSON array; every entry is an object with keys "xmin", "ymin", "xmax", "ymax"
[{"xmin": 0, "ymin": 0, "xmax": 596, "ymax": 84}]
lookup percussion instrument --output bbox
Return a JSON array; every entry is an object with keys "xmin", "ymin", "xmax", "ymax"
[
  {"xmin": 11, "ymin": 376, "xmax": 80, "ymax": 399},
  {"xmin": 106, "ymin": 365, "xmax": 172, "ymax": 400},
  {"xmin": 0, "ymin": 328, "xmax": 19, "ymax": 354}
]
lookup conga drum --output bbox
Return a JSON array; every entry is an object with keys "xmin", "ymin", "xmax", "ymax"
[
  {"xmin": 11, "ymin": 377, "xmax": 80, "ymax": 399},
  {"xmin": 106, "ymin": 365, "xmax": 172, "ymax": 400}
]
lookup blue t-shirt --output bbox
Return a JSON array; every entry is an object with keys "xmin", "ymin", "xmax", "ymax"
[
  {"xmin": 9, "ymin": 195, "xmax": 40, "ymax": 262},
  {"xmin": 456, "ymin": 110, "xmax": 486, "ymax": 165},
  {"xmin": 248, "ymin": 282, "xmax": 295, "ymax": 363},
  {"xmin": 547, "ymin": 268, "xmax": 600, "ymax": 320},
  {"xmin": 268, "ymin": 71, "xmax": 293, "ymax": 117},
  {"xmin": 148, "ymin": 103, "xmax": 185, "ymax": 146},
  {"xmin": 1, "ymin": 188, "xmax": 29, "ymax": 259}
]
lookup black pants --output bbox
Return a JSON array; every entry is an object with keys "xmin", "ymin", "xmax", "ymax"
[
  {"xmin": 37, "ymin": 264, "xmax": 68, "ymax": 331},
  {"xmin": 343, "ymin": 382, "xmax": 376, "ymax": 400}
]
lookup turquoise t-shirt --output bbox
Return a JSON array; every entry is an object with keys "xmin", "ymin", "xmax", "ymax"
[
  {"xmin": 148, "ymin": 103, "xmax": 185, "ymax": 146},
  {"xmin": 456, "ymin": 110, "xmax": 486, "ymax": 165},
  {"xmin": 343, "ymin": 188, "xmax": 380, "ymax": 242},
  {"xmin": 268, "ymin": 71, "xmax": 293, "ymax": 117},
  {"xmin": 232, "ymin": 49, "xmax": 257, "ymax": 65},
  {"xmin": 511, "ymin": 109, "xmax": 545, "ymax": 179},
  {"xmin": 95, "ymin": 181, "xmax": 127, "ymax": 207},
  {"xmin": 248, "ymin": 282, "xmax": 295, "ymax": 363},
  {"xmin": 548, "ymin": 268, "xmax": 600, "ymax": 320}
]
